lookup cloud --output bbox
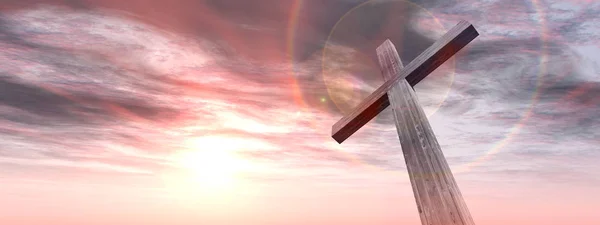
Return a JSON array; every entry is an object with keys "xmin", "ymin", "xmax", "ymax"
[{"xmin": 0, "ymin": 0, "xmax": 598, "ymax": 195}]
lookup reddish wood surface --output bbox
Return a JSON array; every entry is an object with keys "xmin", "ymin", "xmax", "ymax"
[
  {"xmin": 332, "ymin": 20, "xmax": 478, "ymax": 143},
  {"xmin": 377, "ymin": 40, "xmax": 475, "ymax": 225}
]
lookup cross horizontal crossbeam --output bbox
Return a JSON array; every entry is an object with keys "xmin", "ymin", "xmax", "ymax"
[{"xmin": 331, "ymin": 20, "xmax": 479, "ymax": 143}]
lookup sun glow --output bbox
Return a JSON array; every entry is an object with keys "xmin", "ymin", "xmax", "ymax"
[
  {"xmin": 177, "ymin": 136, "xmax": 255, "ymax": 187},
  {"xmin": 162, "ymin": 136, "xmax": 264, "ymax": 203},
  {"xmin": 176, "ymin": 144, "xmax": 241, "ymax": 188}
]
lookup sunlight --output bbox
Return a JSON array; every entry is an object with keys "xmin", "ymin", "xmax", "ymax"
[
  {"xmin": 161, "ymin": 135, "xmax": 270, "ymax": 207},
  {"xmin": 173, "ymin": 136, "xmax": 254, "ymax": 190},
  {"xmin": 176, "ymin": 146, "xmax": 239, "ymax": 188}
]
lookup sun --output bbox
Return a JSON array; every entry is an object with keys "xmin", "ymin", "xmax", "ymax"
[
  {"xmin": 161, "ymin": 135, "xmax": 275, "ymax": 208},
  {"xmin": 162, "ymin": 136, "xmax": 257, "ymax": 200},
  {"xmin": 178, "ymin": 136, "xmax": 253, "ymax": 187},
  {"xmin": 176, "ymin": 145, "xmax": 240, "ymax": 188}
]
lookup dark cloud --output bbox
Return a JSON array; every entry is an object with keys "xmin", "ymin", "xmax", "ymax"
[
  {"xmin": 0, "ymin": 0, "xmax": 455, "ymax": 115},
  {"xmin": 440, "ymin": 32, "xmax": 600, "ymax": 140},
  {"xmin": 0, "ymin": 0, "xmax": 90, "ymax": 10},
  {"xmin": 0, "ymin": 77, "xmax": 91, "ymax": 123},
  {"xmin": 0, "ymin": 68, "xmax": 178, "ymax": 127}
]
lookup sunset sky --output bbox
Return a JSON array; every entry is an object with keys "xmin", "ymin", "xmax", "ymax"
[{"xmin": 0, "ymin": 0, "xmax": 599, "ymax": 224}]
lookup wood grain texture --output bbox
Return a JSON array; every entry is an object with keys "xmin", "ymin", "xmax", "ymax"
[
  {"xmin": 377, "ymin": 40, "xmax": 475, "ymax": 225},
  {"xmin": 332, "ymin": 20, "xmax": 478, "ymax": 143}
]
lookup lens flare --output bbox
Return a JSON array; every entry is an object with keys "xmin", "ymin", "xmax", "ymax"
[{"xmin": 286, "ymin": 0, "xmax": 550, "ymax": 175}]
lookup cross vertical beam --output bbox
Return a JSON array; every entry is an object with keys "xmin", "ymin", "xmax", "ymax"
[{"xmin": 376, "ymin": 40, "xmax": 475, "ymax": 225}]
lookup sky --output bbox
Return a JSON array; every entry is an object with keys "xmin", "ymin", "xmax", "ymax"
[{"xmin": 0, "ymin": 0, "xmax": 599, "ymax": 224}]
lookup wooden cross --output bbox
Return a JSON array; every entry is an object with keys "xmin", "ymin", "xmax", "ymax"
[{"xmin": 331, "ymin": 20, "xmax": 479, "ymax": 225}]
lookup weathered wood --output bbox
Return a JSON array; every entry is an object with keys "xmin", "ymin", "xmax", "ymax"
[
  {"xmin": 332, "ymin": 20, "xmax": 478, "ymax": 143},
  {"xmin": 377, "ymin": 40, "xmax": 475, "ymax": 225}
]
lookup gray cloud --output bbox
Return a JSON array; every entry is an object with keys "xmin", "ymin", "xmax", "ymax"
[
  {"xmin": 0, "ymin": 76, "xmax": 177, "ymax": 125},
  {"xmin": 0, "ymin": 0, "xmax": 597, "ymax": 192}
]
